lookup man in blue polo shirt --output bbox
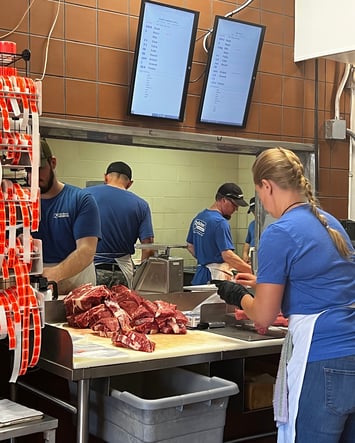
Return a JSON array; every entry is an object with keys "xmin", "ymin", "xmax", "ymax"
[
  {"xmin": 186, "ymin": 182, "xmax": 252, "ymax": 285},
  {"xmin": 87, "ymin": 161, "xmax": 154, "ymax": 288},
  {"xmin": 30, "ymin": 139, "xmax": 101, "ymax": 294}
]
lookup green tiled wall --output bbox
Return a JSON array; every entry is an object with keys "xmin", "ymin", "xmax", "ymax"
[{"xmin": 50, "ymin": 138, "xmax": 256, "ymax": 265}]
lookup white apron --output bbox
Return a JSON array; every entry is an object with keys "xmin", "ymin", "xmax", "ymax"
[
  {"xmin": 276, "ymin": 304, "xmax": 355, "ymax": 442},
  {"xmin": 44, "ymin": 262, "xmax": 96, "ymax": 295},
  {"xmin": 275, "ymin": 312, "xmax": 322, "ymax": 443},
  {"xmin": 114, "ymin": 254, "xmax": 134, "ymax": 289}
]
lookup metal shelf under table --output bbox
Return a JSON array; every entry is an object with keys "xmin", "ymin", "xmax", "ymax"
[{"xmin": 0, "ymin": 414, "xmax": 58, "ymax": 442}]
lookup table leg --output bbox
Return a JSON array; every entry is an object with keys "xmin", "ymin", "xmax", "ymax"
[
  {"xmin": 43, "ymin": 429, "xmax": 56, "ymax": 443},
  {"xmin": 76, "ymin": 379, "xmax": 90, "ymax": 443}
]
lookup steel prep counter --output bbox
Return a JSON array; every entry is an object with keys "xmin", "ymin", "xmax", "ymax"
[{"xmin": 21, "ymin": 322, "xmax": 283, "ymax": 443}]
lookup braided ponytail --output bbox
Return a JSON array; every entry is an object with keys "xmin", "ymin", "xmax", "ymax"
[{"xmin": 252, "ymin": 147, "xmax": 352, "ymax": 259}]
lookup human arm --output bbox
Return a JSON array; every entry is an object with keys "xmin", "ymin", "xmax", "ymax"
[
  {"xmin": 140, "ymin": 237, "xmax": 155, "ymax": 260},
  {"xmin": 242, "ymin": 242, "xmax": 251, "ymax": 263},
  {"xmin": 41, "ymin": 236, "xmax": 98, "ymax": 283},
  {"xmin": 214, "ymin": 278, "xmax": 283, "ymax": 328},
  {"xmin": 221, "ymin": 249, "xmax": 252, "ymax": 273},
  {"xmin": 186, "ymin": 242, "xmax": 195, "ymax": 257},
  {"xmin": 138, "ymin": 202, "xmax": 154, "ymax": 260},
  {"xmin": 241, "ymin": 283, "xmax": 284, "ymax": 328},
  {"xmin": 219, "ymin": 222, "xmax": 291, "ymax": 328}
]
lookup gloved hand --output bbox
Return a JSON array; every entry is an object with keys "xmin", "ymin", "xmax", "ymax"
[{"xmin": 211, "ymin": 280, "xmax": 253, "ymax": 309}]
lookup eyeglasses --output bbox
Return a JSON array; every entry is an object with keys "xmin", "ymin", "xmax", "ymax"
[{"xmin": 225, "ymin": 198, "xmax": 238, "ymax": 209}]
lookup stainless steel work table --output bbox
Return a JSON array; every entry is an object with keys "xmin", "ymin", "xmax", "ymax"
[{"xmin": 27, "ymin": 323, "xmax": 283, "ymax": 443}]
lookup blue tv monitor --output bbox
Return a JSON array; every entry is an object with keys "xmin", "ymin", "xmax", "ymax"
[
  {"xmin": 127, "ymin": 0, "xmax": 199, "ymax": 122},
  {"xmin": 197, "ymin": 16, "xmax": 265, "ymax": 128}
]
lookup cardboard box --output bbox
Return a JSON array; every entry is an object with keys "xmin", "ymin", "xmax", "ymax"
[{"xmin": 244, "ymin": 373, "xmax": 275, "ymax": 410}]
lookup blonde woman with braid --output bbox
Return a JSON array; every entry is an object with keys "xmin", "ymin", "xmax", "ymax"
[{"xmin": 213, "ymin": 147, "xmax": 355, "ymax": 443}]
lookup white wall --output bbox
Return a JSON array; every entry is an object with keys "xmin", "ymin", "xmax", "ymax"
[
  {"xmin": 48, "ymin": 139, "xmax": 256, "ymax": 266},
  {"xmin": 295, "ymin": 0, "xmax": 355, "ymax": 63}
]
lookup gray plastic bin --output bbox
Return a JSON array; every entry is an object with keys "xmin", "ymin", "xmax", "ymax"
[{"xmin": 88, "ymin": 367, "xmax": 239, "ymax": 443}]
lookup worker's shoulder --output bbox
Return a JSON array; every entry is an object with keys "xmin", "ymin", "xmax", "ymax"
[
  {"xmin": 61, "ymin": 184, "xmax": 99, "ymax": 208},
  {"xmin": 127, "ymin": 193, "xmax": 151, "ymax": 213},
  {"xmin": 62, "ymin": 183, "xmax": 92, "ymax": 197}
]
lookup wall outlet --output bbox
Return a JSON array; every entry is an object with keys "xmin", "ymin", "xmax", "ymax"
[{"xmin": 324, "ymin": 119, "xmax": 347, "ymax": 139}]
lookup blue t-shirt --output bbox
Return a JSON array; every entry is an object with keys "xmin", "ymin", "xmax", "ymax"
[
  {"xmin": 186, "ymin": 209, "xmax": 235, "ymax": 285},
  {"xmin": 32, "ymin": 184, "xmax": 101, "ymax": 263},
  {"xmin": 257, "ymin": 204, "xmax": 355, "ymax": 362},
  {"xmin": 87, "ymin": 184, "xmax": 154, "ymax": 262},
  {"xmin": 245, "ymin": 219, "xmax": 255, "ymax": 247}
]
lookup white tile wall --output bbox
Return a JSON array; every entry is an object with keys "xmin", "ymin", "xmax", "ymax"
[{"xmin": 49, "ymin": 138, "xmax": 256, "ymax": 266}]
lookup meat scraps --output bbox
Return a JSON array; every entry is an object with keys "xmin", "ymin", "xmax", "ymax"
[
  {"xmin": 112, "ymin": 330, "xmax": 156, "ymax": 353},
  {"xmin": 234, "ymin": 308, "xmax": 288, "ymax": 334}
]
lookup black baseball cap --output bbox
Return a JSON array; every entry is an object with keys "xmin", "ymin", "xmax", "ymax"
[
  {"xmin": 105, "ymin": 161, "xmax": 132, "ymax": 180},
  {"xmin": 248, "ymin": 197, "xmax": 256, "ymax": 213},
  {"xmin": 217, "ymin": 183, "xmax": 248, "ymax": 207}
]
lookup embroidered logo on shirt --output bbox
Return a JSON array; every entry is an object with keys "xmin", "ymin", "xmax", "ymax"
[
  {"xmin": 193, "ymin": 219, "xmax": 206, "ymax": 236},
  {"xmin": 53, "ymin": 212, "xmax": 70, "ymax": 219}
]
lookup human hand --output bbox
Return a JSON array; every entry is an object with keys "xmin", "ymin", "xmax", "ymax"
[
  {"xmin": 211, "ymin": 280, "xmax": 253, "ymax": 309},
  {"xmin": 235, "ymin": 272, "xmax": 256, "ymax": 288},
  {"xmin": 41, "ymin": 266, "xmax": 59, "ymax": 285},
  {"xmin": 254, "ymin": 322, "xmax": 268, "ymax": 335}
]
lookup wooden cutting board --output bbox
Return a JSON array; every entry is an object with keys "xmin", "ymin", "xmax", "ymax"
[{"xmin": 58, "ymin": 325, "xmax": 244, "ymax": 369}]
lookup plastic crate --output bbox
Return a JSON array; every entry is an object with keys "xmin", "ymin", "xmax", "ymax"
[{"xmin": 88, "ymin": 367, "xmax": 239, "ymax": 443}]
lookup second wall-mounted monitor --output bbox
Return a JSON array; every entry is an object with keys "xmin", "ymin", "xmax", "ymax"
[
  {"xmin": 127, "ymin": 0, "xmax": 199, "ymax": 122},
  {"xmin": 197, "ymin": 16, "xmax": 265, "ymax": 128}
]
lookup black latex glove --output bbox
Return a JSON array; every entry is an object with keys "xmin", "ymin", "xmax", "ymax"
[{"xmin": 211, "ymin": 280, "xmax": 253, "ymax": 309}]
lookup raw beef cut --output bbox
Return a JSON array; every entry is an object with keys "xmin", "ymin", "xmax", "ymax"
[
  {"xmin": 68, "ymin": 304, "xmax": 113, "ymax": 329},
  {"xmin": 112, "ymin": 330, "xmax": 156, "ymax": 352},
  {"xmin": 104, "ymin": 299, "xmax": 132, "ymax": 333},
  {"xmin": 92, "ymin": 317, "xmax": 119, "ymax": 337},
  {"xmin": 109, "ymin": 285, "xmax": 143, "ymax": 315},
  {"xmin": 153, "ymin": 300, "xmax": 188, "ymax": 334},
  {"xmin": 154, "ymin": 300, "xmax": 177, "ymax": 318},
  {"xmin": 132, "ymin": 317, "xmax": 159, "ymax": 334},
  {"xmin": 64, "ymin": 284, "xmax": 111, "ymax": 316}
]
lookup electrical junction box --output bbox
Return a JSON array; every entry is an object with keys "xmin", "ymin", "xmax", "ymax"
[{"xmin": 324, "ymin": 119, "xmax": 347, "ymax": 140}]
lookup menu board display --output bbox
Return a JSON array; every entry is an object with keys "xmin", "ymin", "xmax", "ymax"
[
  {"xmin": 127, "ymin": 0, "xmax": 199, "ymax": 121},
  {"xmin": 197, "ymin": 16, "xmax": 265, "ymax": 128}
]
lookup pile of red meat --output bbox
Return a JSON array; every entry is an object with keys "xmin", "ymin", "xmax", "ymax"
[{"xmin": 63, "ymin": 284, "xmax": 188, "ymax": 353}]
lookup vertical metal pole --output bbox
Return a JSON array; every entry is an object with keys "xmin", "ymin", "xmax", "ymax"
[{"xmin": 76, "ymin": 379, "xmax": 90, "ymax": 443}]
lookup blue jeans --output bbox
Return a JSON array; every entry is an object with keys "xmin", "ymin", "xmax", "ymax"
[{"xmin": 296, "ymin": 355, "xmax": 355, "ymax": 443}]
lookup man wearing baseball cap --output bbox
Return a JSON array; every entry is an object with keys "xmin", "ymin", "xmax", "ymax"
[
  {"xmin": 87, "ymin": 161, "xmax": 154, "ymax": 288},
  {"xmin": 186, "ymin": 183, "xmax": 251, "ymax": 285}
]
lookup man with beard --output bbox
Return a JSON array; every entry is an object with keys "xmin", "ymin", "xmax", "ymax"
[
  {"xmin": 30, "ymin": 139, "xmax": 101, "ymax": 294},
  {"xmin": 186, "ymin": 183, "xmax": 252, "ymax": 285}
]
